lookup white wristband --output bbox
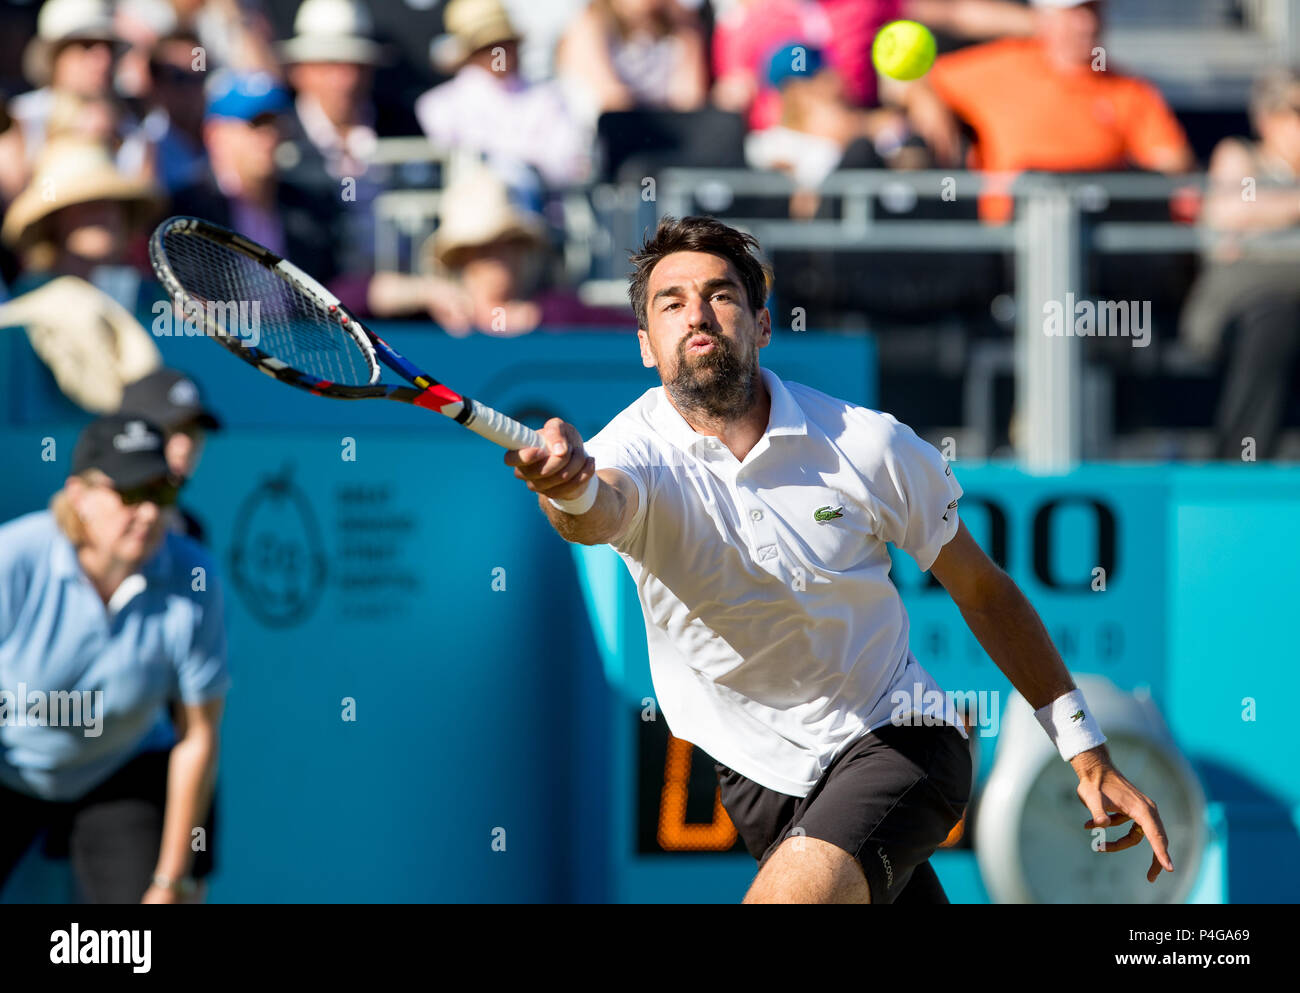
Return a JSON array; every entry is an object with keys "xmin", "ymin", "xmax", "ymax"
[
  {"xmin": 547, "ymin": 474, "xmax": 600, "ymax": 515},
  {"xmin": 1034, "ymin": 689, "xmax": 1107, "ymax": 762}
]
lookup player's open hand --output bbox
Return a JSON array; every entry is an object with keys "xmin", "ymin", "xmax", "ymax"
[
  {"xmin": 505, "ymin": 417, "xmax": 595, "ymax": 501},
  {"xmin": 1069, "ymin": 745, "xmax": 1174, "ymax": 883}
]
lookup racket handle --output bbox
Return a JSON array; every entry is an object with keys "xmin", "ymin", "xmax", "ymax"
[
  {"xmin": 464, "ymin": 398, "xmax": 546, "ymax": 452},
  {"xmin": 466, "ymin": 399, "xmax": 601, "ymax": 510}
]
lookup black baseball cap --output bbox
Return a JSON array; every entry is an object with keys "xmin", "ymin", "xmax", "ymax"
[
  {"xmin": 119, "ymin": 369, "xmax": 222, "ymax": 432},
  {"xmin": 71, "ymin": 415, "xmax": 175, "ymax": 490}
]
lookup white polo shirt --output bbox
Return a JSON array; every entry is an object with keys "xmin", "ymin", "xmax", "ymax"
[{"xmin": 584, "ymin": 366, "xmax": 968, "ymax": 797}]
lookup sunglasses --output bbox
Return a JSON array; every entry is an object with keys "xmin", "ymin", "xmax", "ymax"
[
  {"xmin": 150, "ymin": 63, "xmax": 205, "ymax": 87},
  {"xmin": 96, "ymin": 477, "xmax": 182, "ymax": 507}
]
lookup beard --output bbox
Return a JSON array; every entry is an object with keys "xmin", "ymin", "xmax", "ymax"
[{"xmin": 662, "ymin": 331, "xmax": 759, "ymax": 422}]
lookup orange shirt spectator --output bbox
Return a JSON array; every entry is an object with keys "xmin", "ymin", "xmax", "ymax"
[{"xmin": 905, "ymin": 1, "xmax": 1194, "ymax": 221}]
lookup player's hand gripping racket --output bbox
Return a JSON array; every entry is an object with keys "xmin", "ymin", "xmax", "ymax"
[{"xmin": 149, "ymin": 215, "xmax": 596, "ymax": 500}]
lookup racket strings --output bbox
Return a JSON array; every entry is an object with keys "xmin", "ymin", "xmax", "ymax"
[{"xmin": 159, "ymin": 227, "xmax": 378, "ymax": 387}]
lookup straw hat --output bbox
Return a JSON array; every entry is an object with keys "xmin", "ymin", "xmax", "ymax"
[
  {"xmin": 279, "ymin": 0, "xmax": 387, "ymax": 66},
  {"xmin": 1, "ymin": 138, "xmax": 162, "ymax": 250},
  {"xmin": 433, "ymin": 0, "xmax": 520, "ymax": 71},
  {"xmin": 424, "ymin": 166, "xmax": 546, "ymax": 271},
  {"xmin": 22, "ymin": 0, "xmax": 125, "ymax": 87}
]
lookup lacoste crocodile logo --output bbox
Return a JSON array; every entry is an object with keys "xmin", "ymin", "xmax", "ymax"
[
  {"xmin": 1070, "ymin": 709, "xmax": 1085, "ymax": 723},
  {"xmin": 814, "ymin": 505, "xmax": 845, "ymax": 522}
]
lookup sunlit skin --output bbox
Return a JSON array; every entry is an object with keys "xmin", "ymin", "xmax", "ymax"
[
  {"xmin": 289, "ymin": 61, "xmax": 371, "ymax": 127},
  {"xmin": 50, "ymin": 38, "xmax": 116, "ymax": 96},
  {"xmin": 165, "ymin": 424, "xmax": 206, "ymax": 480},
  {"xmin": 1036, "ymin": 0, "xmax": 1104, "ymax": 72},
  {"xmin": 49, "ymin": 200, "xmax": 128, "ymax": 276},
  {"xmin": 466, "ymin": 39, "xmax": 519, "ymax": 77},
  {"xmin": 65, "ymin": 471, "xmax": 170, "ymax": 602},
  {"xmin": 204, "ymin": 114, "xmax": 280, "ymax": 204},
  {"xmin": 637, "ymin": 250, "xmax": 772, "ymax": 459}
]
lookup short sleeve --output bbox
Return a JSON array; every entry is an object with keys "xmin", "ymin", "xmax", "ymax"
[
  {"xmin": 854, "ymin": 411, "xmax": 963, "ymax": 572},
  {"xmin": 0, "ymin": 518, "xmax": 38, "ymax": 645},
  {"xmin": 176, "ymin": 575, "xmax": 230, "ymax": 705},
  {"xmin": 584, "ymin": 425, "xmax": 652, "ymax": 549},
  {"xmin": 927, "ymin": 40, "xmax": 999, "ymax": 120},
  {"xmin": 1121, "ymin": 78, "xmax": 1192, "ymax": 170}
]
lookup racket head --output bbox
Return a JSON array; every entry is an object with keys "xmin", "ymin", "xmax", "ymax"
[{"xmin": 148, "ymin": 215, "xmax": 386, "ymax": 398}]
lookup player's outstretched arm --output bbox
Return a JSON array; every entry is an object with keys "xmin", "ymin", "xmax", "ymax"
[
  {"xmin": 504, "ymin": 417, "xmax": 638, "ymax": 546},
  {"xmin": 929, "ymin": 520, "xmax": 1175, "ymax": 884}
]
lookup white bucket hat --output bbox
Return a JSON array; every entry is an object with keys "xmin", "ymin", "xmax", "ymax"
[
  {"xmin": 279, "ymin": 0, "xmax": 387, "ymax": 66},
  {"xmin": 22, "ymin": 0, "xmax": 125, "ymax": 87}
]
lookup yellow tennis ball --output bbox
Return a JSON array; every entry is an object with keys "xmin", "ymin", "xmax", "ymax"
[{"xmin": 872, "ymin": 20, "xmax": 936, "ymax": 81}]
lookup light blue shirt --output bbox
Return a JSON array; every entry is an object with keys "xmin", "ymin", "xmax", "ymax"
[{"xmin": 0, "ymin": 511, "xmax": 230, "ymax": 801}]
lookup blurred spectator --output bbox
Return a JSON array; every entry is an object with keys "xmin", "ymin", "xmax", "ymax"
[
  {"xmin": 114, "ymin": 0, "xmax": 181, "ymax": 102},
  {"xmin": 119, "ymin": 368, "xmax": 222, "ymax": 540},
  {"xmin": 0, "ymin": 138, "xmax": 163, "ymax": 412},
  {"xmin": 0, "ymin": 100, "xmax": 24, "ymax": 207},
  {"xmin": 900, "ymin": 0, "xmax": 1194, "ymax": 220},
  {"xmin": 117, "ymin": 367, "xmax": 225, "ymax": 896},
  {"xmin": 170, "ymin": 71, "xmax": 343, "ymax": 286},
  {"xmin": 278, "ymin": 0, "xmax": 385, "ymax": 179},
  {"xmin": 277, "ymin": 0, "xmax": 389, "ymax": 273},
  {"xmin": 368, "ymin": 167, "xmax": 630, "ymax": 334},
  {"xmin": 11, "ymin": 0, "xmax": 150, "ymax": 176},
  {"xmin": 1181, "ymin": 67, "xmax": 1300, "ymax": 460},
  {"xmin": 498, "ymin": 0, "xmax": 586, "ymax": 85},
  {"xmin": 0, "ymin": 414, "xmax": 227, "ymax": 904},
  {"xmin": 555, "ymin": 0, "xmax": 708, "ymax": 126},
  {"xmin": 746, "ymin": 41, "xmax": 922, "ymax": 215},
  {"xmin": 139, "ymin": 30, "xmax": 210, "ymax": 193},
  {"xmin": 712, "ymin": 0, "xmax": 1034, "ymax": 133},
  {"xmin": 167, "ymin": 0, "xmax": 280, "ymax": 75},
  {"xmin": 417, "ymin": 0, "xmax": 592, "ymax": 203}
]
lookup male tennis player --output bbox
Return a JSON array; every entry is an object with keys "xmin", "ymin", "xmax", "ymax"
[{"xmin": 505, "ymin": 215, "xmax": 1173, "ymax": 903}]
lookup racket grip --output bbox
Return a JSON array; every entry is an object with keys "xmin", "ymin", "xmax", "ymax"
[{"xmin": 465, "ymin": 399, "xmax": 546, "ymax": 452}]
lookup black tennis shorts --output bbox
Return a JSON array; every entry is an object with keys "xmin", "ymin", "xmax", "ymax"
[{"xmin": 714, "ymin": 720, "xmax": 972, "ymax": 903}]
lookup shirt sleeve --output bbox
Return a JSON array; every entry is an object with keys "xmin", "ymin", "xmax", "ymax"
[
  {"xmin": 0, "ymin": 523, "xmax": 34, "ymax": 646},
  {"xmin": 1121, "ymin": 78, "xmax": 1192, "ymax": 170},
  {"xmin": 926, "ymin": 40, "xmax": 999, "ymax": 120},
  {"xmin": 583, "ymin": 424, "xmax": 653, "ymax": 550},
  {"xmin": 175, "ymin": 574, "xmax": 231, "ymax": 705},
  {"xmin": 853, "ymin": 410, "xmax": 964, "ymax": 571}
]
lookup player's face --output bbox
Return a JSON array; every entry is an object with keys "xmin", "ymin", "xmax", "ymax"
[{"xmin": 639, "ymin": 251, "xmax": 771, "ymax": 419}]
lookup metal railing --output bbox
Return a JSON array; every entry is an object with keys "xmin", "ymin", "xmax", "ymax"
[
  {"xmin": 367, "ymin": 147, "xmax": 1300, "ymax": 468},
  {"xmin": 647, "ymin": 167, "xmax": 1300, "ymax": 470}
]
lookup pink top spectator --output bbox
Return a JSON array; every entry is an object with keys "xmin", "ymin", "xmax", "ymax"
[{"xmin": 713, "ymin": 0, "xmax": 903, "ymax": 129}]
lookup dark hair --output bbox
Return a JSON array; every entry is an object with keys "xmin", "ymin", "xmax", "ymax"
[
  {"xmin": 149, "ymin": 31, "xmax": 205, "ymax": 80},
  {"xmin": 627, "ymin": 215, "xmax": 770, "ymax": 331}
]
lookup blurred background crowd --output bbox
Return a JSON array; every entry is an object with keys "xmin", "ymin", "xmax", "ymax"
[{"xmin": 1, "ymin": 0, "xmax": 1299, "ymax": 459}]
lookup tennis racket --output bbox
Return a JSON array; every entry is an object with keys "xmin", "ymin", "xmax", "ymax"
[{"xmin": 149, "ymin": 216, "xmax": 588, "ymax": 484}]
